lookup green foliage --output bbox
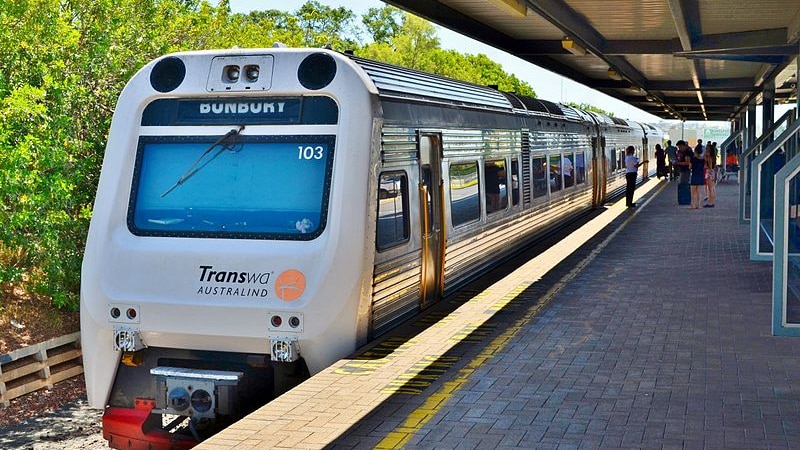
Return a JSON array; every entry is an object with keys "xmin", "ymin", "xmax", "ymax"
[
  {"xmin": 358, "ymin": 12, "xmax": 536, "ymax": 98},
  {"xmin": 0, "ymin": 0, "xmax": 539, "ymax": 311},
  {"xmin": 567, "ymin": 102, "xmax": 614, "ymax": 117},
  {"xmin": 362, "ymin": 6, "xmax": 403, "ymax": 44}
]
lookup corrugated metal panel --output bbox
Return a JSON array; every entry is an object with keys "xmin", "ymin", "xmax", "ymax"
[
  {"xmin": 351, "ymin": 56, "xmax": 513, "ymax": 110},
  {"xmin": 381, "ymin": 128, "xmax": 418, "ymax": 163},
  {"xmin": 570, "ymin": 0, "xmax": 678, "ymax": 39},
  {"xmin": 699, "ymin": 1, "xmax": 793, "ymax": 34}
]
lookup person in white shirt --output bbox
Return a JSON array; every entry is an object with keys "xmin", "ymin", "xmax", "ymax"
[{"xmin": 625, "ymin": 145, "xmax": 646, "ymax": 208}]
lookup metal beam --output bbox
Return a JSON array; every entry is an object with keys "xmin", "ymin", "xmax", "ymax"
[
  {"xmin": 676, "ymin": 44, "xmax": 797, "ymax": 64},
  {"xmin": 515, "ymin": 39, "xmax": 680, "ymax": 55},
  {"xmin": 694, "ymin": 28, "xmax": 789, "ymax": 51},
  {"xmin": 620, "ymin": 96, "xmax": 741, "ymax": 107},
  {"xmin": 666, "ymin": 0, "xmax": 706, "ymax": 118},
  {"xmin": 590, "ymin": 78, "xmax": 755, "ymax": 92},
  {"xmin": 524, "ymin": 0, "xmax": 647, "ymax": 87}
]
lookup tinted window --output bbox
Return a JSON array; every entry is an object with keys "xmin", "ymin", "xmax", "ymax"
[
  {"xmin": 376, "ymin": 171, "xmax": 409, "ymax": 250},
  {"xmin": 549, "ymin": 154, "xmax": 562, "ymax": 192},
  {"xmin": 563, "ymin": 152, "xmax": 575, "ymax": 188},
  {"xmin": 484, "ymin": 159, "xmax": 508, "ymax": 214},
  {"xmin": 450, "ymin": 162, "xmax": 480, "ymax": 226},
  {"xmin": 511, "ymin": 158, "xmax": 520, "ymax": 206},
  {"xmin": 532, "ymin": 156, "xmax": 548, "ymax": 198},
  {"xmin": 575, "ymin": 152, "xmax": 586, "ymax": 184},
  {"xmin": 129, "ymin": 135, "xmax": 334, "ymax": 240}
]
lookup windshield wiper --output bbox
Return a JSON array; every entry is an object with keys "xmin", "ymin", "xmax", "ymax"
[{"xmin": 161, "ymin": 125, "xmax": 245, "ymax": 198}]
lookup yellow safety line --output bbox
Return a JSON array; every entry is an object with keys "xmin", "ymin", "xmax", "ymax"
[{"xmin": 375, "ymin": 180, "xmax": 669, "ymax": 449}]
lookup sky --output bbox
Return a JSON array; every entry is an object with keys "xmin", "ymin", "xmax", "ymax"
[{"xmin": 227, "ymin": 0, "xmax": 710, "ymax": 125}]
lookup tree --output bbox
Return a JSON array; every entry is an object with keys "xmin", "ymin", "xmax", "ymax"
[
  {"xmin": 362, "ymin": 6, "xmax": 403, "ymax": 44},
  {"xmin": 567, "ymin": 102, "xmax": 615, "ymax": 117},
  {"xmin": 295, "ymin": 1, "xmax": 358, "ymax": 49},
  {"xmin": 0, "ymin": 0, "xmax": 543, "ymax": 311}
]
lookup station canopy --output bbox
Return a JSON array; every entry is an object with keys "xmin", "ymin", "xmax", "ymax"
[{"xmin": 385, "ymin": 0, "xmax": 800, "ymax": 122}]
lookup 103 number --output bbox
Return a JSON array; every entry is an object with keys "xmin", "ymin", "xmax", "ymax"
[{"xmin": 298, "ymin": 145, "xmax": 324, "ymax": 160}]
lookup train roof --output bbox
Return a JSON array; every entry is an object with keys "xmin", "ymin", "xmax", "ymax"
[
  {"xmin": 344, "ymin": 52, "xmax": 662, "ymax": 133},
  {"xmin": 347, "ymin": 54, "xmax": 581, "ymax": 123}
]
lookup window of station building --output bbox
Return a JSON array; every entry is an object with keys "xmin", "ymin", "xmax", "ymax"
[
  {"xmin": 549, "ymin": 154, "xmax": 562, "ymax": 193},
  {"xmin": 532, "ymin": 156, "xmax": 548, "ymax": 198},
  {"xmin": 575, "ymin": 152, "xmax": 586, "ymax": 184},
  {"xmin": 562, "ymin": 152, "xmax": 575, "ymax": 188},
  {"xmin": 511, "ymin": 158, "xmax": 520, "ymax": 206},
  {"xmin": 484, "ymin": 159, "xmax": 508, "ymax": 214},
  {"xmin": 449, "ymin": 162, "xmax": 480, "ymax": 226},
  {"xmin": 376, "ymin": 171, "xmax": 409, "ymax": 250}
]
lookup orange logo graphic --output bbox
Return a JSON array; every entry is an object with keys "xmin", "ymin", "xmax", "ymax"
[{"xmin": 274, "ymin": 269, "xmax": 306, "ymax": 301}]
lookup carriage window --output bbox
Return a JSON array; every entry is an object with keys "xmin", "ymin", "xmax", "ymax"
[
  {"xmin": 532, "ymin": 156, "xmax": 547, "ymax": 198},
  {"xmin": 376, "ymin": 171, "xmax": 409, "ymax": 250},
  {"xmin": 562, "ymin": 152, "xmax": 575, "ymax": 188},
  {"xmin": 484, "ymin": 159, "xmax": 508, "ymax": 214},
  {"xmin": 129, "ymin": 135, "xmax": 334, "ymax": 240},
  {"xmin": 450, "ymin": 162, "xmax": 480, "ymax": 226},
  {"xmin": 549, "ymin": 154, "xmax": 562, "ymax": 192},
  {"xmin": 511, "ymin": 158, "xmax": 520, "ymax": 206},
  {"xmin": 575, "ymin": 152, "xmax": 586, "ymax": 184}
]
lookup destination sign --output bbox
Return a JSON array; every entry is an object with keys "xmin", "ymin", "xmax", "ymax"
[{"xmin": 141, "ymin": 97, "xmax": 338, "ymax": 126}]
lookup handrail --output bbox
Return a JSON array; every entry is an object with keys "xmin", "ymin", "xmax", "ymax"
[
  {"xmin": 719, "ymin": 129, "xmax": 742, "ymax": 154},
  {"xmin": 750, "ymin": 118, "xmax": 800, "ymax": 260},
  {"xmin": 742, "ymin": 108, "xmax": 795, "ymax": 160},
  {"xmin": 770, "ymin": 122, "xmax": 800, "ymax": 335},
  {"xmin": 740, "ymin": 108, "xmax": 797, "ymax": 223}
]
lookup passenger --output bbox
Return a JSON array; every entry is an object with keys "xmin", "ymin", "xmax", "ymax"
[
  {"xmin": 484, "ymin": 164, "xmax": 506, "ymax": 212},
  {"xmin": 726, "ymin": 150, "xmax": 739, "ymax": 173},
  {"xmin": 665, "ymin": 140, "xmax": 678, "ymax": 180},
  {"xmin": 704, "ymin": 145, "xmax": 717, "ymax": 207},
  {"xmin": 655, "ymin": 143, "xmax": 666, "ymax": 179},
  {"xmin": 624, "ymin": 145, "xmax": 646, "ymax": 208},
  {"xmin": 675, "ymin": 140, "xmax": 692, "ymax": 184},
  {"xmin": 562, "ymin": 155, "xmax": 574, "ymax": 187},
  {"xmin": 694, "ymin": 139, "xmax": 704, "ymax": 157},
  {"xmin": 689, "ymin": 147, "xmax": 705, "ymax": 209}
]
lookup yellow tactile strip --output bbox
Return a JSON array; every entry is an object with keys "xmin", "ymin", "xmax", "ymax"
[{"xmin": 197, "ymin": 179, "xmax": 664, "ymax": 450}]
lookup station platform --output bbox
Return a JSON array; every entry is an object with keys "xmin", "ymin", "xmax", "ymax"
[{"xmin": 198, "ymin": 177, "xmax": 800, "ymax": 449}]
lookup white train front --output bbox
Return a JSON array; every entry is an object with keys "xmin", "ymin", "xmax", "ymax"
[{"xmin": 81, "ymin": 47, "xmax": 661, "ymax": 449}]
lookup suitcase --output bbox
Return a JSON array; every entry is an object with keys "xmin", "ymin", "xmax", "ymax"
[{"xmin": 678, "ymin": 182, "xmax": 691, "ymax": 205}]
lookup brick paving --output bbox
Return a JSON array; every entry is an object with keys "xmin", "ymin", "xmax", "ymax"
[{"xmin": 199, "ymin": 178, "xmax": 799, "ymax": 449}]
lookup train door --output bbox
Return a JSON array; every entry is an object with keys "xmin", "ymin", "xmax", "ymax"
[
  {"xmin": 592, "ymin": 135, "xmax": 607, "ymax": 206},
  {"xmin": 418, "ymin": 133, "xmax": 445, "ymax": 308},
  {"xmin": 641, "ymin": 136, "xmax": 650, "ymax": 179}
]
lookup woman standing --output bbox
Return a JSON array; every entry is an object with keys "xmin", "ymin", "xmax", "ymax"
[
  {"xmin": 655, "ymin": 143, "xmax": 667, "ymax": 179},
  {"xmin": 704, "ymin": 145, "xmax": 717, "ymax": 207},
  {"xmin": 689, "ymin": 147, "xmax": 705, "ymax": 209}
]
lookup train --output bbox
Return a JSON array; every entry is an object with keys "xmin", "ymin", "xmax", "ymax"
[{"xmin": 80, "ymin": 47, "xmax": 663, "ymax": 449}]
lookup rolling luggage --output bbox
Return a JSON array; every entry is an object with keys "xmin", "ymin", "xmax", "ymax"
[{"xmin": 678, "ymin": 182, "xmax": 691, "ymax": 205}]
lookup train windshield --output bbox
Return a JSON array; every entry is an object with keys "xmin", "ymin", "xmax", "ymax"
[{"xmin": 129, "ymin": 135, "xmax": 335, "ymax": 240}]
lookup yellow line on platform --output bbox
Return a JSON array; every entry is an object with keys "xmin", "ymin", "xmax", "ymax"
[{"xmin": 374, "ymin": 180, "xmax": 668, "ymax": 449}]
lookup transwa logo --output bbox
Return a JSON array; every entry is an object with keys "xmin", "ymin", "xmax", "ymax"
[{"xmin": 274, "ymin": 269, "xmax": 306, "ymax": 301}]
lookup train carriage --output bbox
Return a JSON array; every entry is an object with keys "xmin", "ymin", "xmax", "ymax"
[{"xmin": 80, "ymin": 47, "xmax": 660, "ymax": 449}]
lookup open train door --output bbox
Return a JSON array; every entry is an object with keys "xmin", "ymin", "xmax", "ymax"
[{"xmin": 418, "ymin": 132, "xmax": 445, "ymax": 309}]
